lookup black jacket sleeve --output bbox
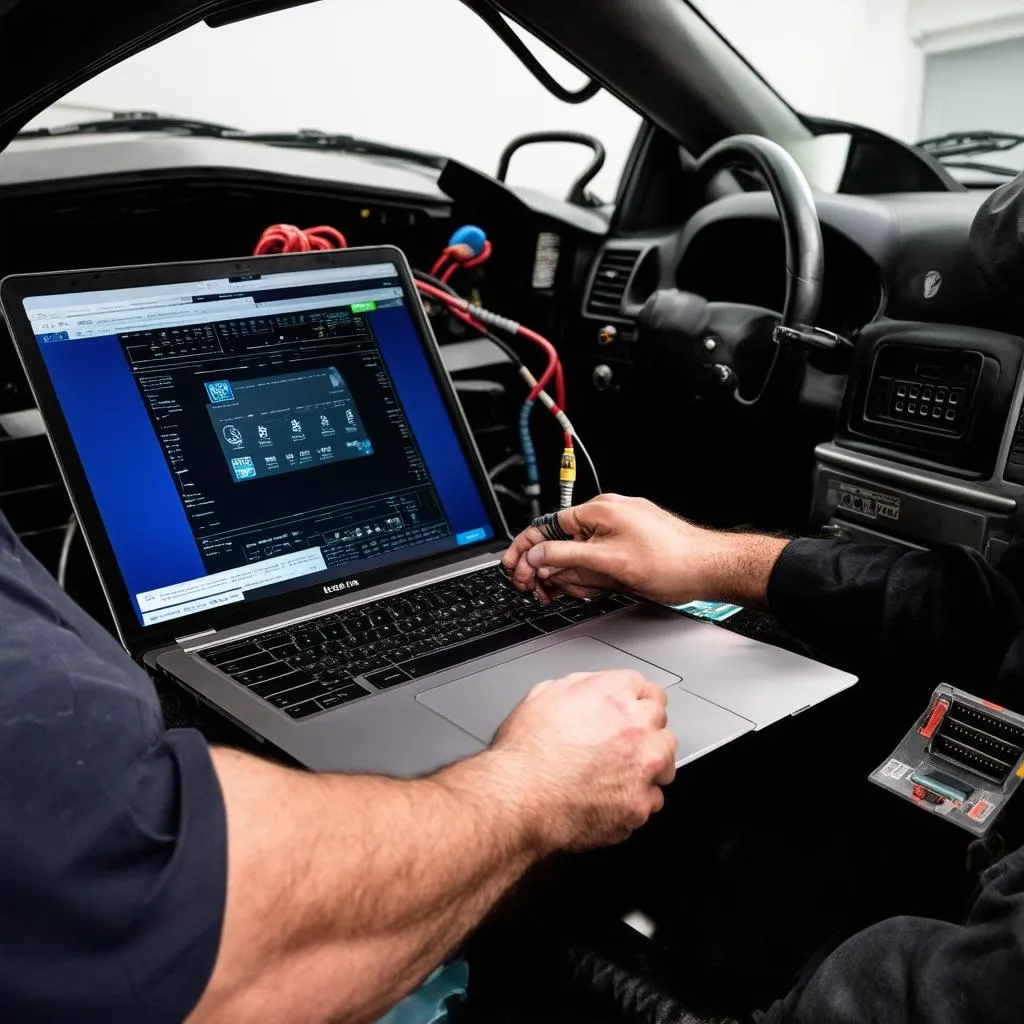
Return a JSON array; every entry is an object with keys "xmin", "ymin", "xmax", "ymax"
[
  {"xmin": 766, "ymin": 539, "xmax": 1024, "ymax": 691},
  {"xmin": 759, "ymin": 539, "xmax": 1024, "ymax": 1023},
  {"xmin": 756, "ymin": 843, "xmax": 1024, "ymax": 1024}
]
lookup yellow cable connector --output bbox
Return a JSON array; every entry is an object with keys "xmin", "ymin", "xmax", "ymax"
[
  {"xmin": 559, "ymin": 448, "xmax": 577, "ymax": 482},
  {"xmin": 558, "ymin": 448, "xmax": 576, "ymax": 509}
]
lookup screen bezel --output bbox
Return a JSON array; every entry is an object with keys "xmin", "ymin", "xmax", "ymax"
[{"xmin": 0, "ymin": 246, "xmax": 509, "ymax": 656}]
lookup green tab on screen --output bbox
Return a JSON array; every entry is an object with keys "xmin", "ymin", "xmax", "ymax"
[{"xmin": 351, "ymin": 300, "xmax": 377, "ymax": 314}]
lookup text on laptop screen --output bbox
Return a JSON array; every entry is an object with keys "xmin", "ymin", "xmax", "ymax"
[{"xmin": 23, "ymin": 262, "xmax": 493, "ymax": 627}]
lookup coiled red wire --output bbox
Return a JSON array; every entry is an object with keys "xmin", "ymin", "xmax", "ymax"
[{"xmin": 254, "ymin": 224, "xmax": 348, "ymax": 255}]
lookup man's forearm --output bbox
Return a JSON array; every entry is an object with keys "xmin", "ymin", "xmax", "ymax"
[
  {"xmin": 191, "ymin": 747, "xmax": 541, "ymax": 1024},
  {"xmin": 697, "ymin": 532, "xmax": 790, "ymax": 609}
]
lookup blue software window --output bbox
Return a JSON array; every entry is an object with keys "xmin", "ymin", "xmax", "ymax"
[{"xmin": 30, "ymin": 266, "xmax": 493, "ymax": 626}]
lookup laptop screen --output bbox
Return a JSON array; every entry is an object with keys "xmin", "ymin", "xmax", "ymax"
[{"xmin": 20, "ymin": 259, "xmax": 495, "ymax": 629}]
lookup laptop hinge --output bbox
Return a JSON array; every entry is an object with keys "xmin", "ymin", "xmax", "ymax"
[{"xmin": 175, "ymin": 627, "xmax": 217, "ymax": 645}]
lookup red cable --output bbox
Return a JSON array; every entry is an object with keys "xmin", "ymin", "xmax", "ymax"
[
  {"xmin": 431, "ymin": 247, "xmax": 458, "ymax": 277},
  {"xmin": 415, "ymin": 280, "xmax": 570, "ymax": 444},
  {"xmin": 254, "ymin": 224, "xmax": 348, "ymax": 256},
  {"xmin": 461, "ymin": 240, "xmax": 493, "ymax": 270},
  {"xmin": 307, "ymin": 225, "xmax": 347, "ymax": 248},
  {"xmin": 250, "ymin": 229, "xmax": 570, "ymax": 447},
  {"xmin": 437, "ymin": 240, "xmax": 493, "ymax": 284}
]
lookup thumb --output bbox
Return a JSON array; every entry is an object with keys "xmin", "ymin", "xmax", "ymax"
[{"xmin": 526, "ymin": 538, "xmax": 617, "ymax": 576}]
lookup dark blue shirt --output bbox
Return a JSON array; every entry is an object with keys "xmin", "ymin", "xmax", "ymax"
[{"xmin": 0, "ymin": 513, "xmax": 226, "ymax": 1021}]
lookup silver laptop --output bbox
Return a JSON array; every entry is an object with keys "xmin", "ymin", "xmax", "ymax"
[{"xmin": 0, "ymin": 246, "xmax": 855, "ymax": 776}]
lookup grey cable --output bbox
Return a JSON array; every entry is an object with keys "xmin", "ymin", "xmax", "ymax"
[
  {"xmin": 572, "ymin": 432, "xmax": 603, "ymax": 497},
  {"xmin": 492, "ymin": 482, "xmax": 528, "ymax": 507},
  {"xmin": 57, "ymin": 515, "xmax": 78, "ymax": 590},
  {"xmin": 488, "ymin": 453, "xmax": 524, "ymax": 481}
]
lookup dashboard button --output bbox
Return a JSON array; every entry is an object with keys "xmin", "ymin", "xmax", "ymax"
[
  {"xmin": 908, "ymin": 402, "xmax": 916, "ymax": 414},
  {"xmin": 923, "ymin": 387, "xmax": 934, "ymax": 401},
  {"xmin": 936, "ymin": 388, "xmax": 947, "ymax": 403},
  {"xmin": 894, "ymin": 401, "xmax": 904, "ymax": 413},
  {"xmin": 946, "ymin": 408, "xmax": 956, "ymax": 421},
  {"xmin": 910, "ymin": 386, "xmax": 920, "ymax": 399}
]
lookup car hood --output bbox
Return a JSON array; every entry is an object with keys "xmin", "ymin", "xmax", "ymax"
[{"xmin": 0, "ymin": 0, "xmax": 324, "ymax": 151}]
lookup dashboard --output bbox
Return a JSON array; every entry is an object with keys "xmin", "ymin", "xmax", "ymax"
[{"xmin": 1, "ymin": 131, "xmax": 1023, "ymax": 590}]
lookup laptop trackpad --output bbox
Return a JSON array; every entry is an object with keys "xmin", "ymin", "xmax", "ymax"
[{"xmin": 416, "ymin": 637, "xmax": 680, "ymax": 744}]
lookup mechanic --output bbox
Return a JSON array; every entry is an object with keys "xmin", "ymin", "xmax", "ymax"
[
  {"xmin": 504, "ymin": 493, "xmax": 1024, "ymax": 1023},
  {"xmin": 0, "ymin": 506, "xmax": 676, "ymax": 1024}
]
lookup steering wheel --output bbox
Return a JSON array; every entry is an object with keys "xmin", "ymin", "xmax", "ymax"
[{"xmin": 638, "ymin": 135, "xmax": 843, "ymax": 407}]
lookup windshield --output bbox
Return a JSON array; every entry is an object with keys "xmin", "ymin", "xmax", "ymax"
[
  {"xmin": 24, "ymin": 0, "xmax": 641, "ymax": 204},
  {"xmin": 690, "ymin": 0, "xmax": 1024, "ymax": 185}
]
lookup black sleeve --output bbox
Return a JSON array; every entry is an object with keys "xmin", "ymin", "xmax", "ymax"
[
  {"xmin": 766, "ymin": 538, "xmax": 1024, "ymax": 687},
  {"xmin": 756, "ymin": 845, "xmax": 1024, "ymax": 1024}
]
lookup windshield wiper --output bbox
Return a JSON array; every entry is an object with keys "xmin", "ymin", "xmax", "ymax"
[
  {"xmin": 222, "ymin": 129, "xmax": 447, "ymax": 170},
  {"xmin": 917, "ymin": 130, "xmax": 1024, "ymax": 159},
  {"xmin": 17, "ymin": 111, "xmax": 239, "ymax": 139},
  {"xmin": 17, "ymin": 112, "xmax": 447, "ymax": 170},
  {"xmin": 939, "ymin": 159, "xmax": 1020, "ymax": 179}
]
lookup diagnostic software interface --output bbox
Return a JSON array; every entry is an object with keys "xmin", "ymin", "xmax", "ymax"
[{"xmin": 24, "ymin": 262, "xmax": 493, "ymax": 627}]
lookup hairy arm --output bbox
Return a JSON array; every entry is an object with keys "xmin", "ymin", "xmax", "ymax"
[
  {"xmin": 188, "ymin": 668, "xmax": 674, "ymax": 1024},
  {"xmin": 505, "ymin": 494, "xmax": 1024, "ymax": 686},
  {"xmin": 189, "ymin": 747, "xmax": 538, "ymax": 1024}
]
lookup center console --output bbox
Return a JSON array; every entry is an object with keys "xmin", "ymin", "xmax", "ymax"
[{"xmin": 810, "ymin": 320, "xmax": 1024, "ymax": 563}]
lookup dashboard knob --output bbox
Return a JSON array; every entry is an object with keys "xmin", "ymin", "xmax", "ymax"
[
  {"xmin": 592, "ymin": 364, "xmax": 614, "ymax": 391},
  {"xmin": 711, "ymin": 363, "xmax": 734, "ymax": 386},
  {"xmin": 598, "ymin": 325, "xmax": 617, "ymax": 346}
]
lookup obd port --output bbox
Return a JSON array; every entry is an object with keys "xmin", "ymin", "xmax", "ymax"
[{"xmin": 930, "ymin": 700, "xmax": 1024, "ymax": 784}]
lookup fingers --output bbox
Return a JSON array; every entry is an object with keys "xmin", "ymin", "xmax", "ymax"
[
  {"xmin": 563, "ymin": 497, "xmax": 621, "ymax": 538},
  {"xmin": 501, "ymin": 496, "xmax": 622, "ymax": 592},
  {"xmin": 531, "ymin": 567, "xmax": 605, "ymax": 601},
  {"xmin": 525, "ymin": 539, "xmax": 617, "ymax": 575},
  {"xmin": 502, "ymin": 524, "xmax": 547, "ymax": 579},
  {"xmin": 523, "ymin": 678, "xmax": 555, "ymax": 702},
  {"xmin": 652, "ymin": 730, "xmax": 678, "ymax": 786},
  {"xmin": 646, "ymin": 785, "xmax": 666, "ymax": 817},
  {"xmin": 637, "ymin": 696, "xmax": 668, "ymax": 730},
  {"xmin": 499, "ymin": 501, "xmax": 596, "ymax": 579},
  {"xmin": 637, "ymin": 678, "xmax": 668, "ymax": 709}
]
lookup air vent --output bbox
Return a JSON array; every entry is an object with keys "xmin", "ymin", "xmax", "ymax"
[{"xmin": 585, "ymin": 247, "xmax": 642, "ymax": 318}]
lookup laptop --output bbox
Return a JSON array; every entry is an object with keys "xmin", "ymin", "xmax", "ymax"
[{"xmin": 0, "ymin": 246, "xmax": 855, "ymax": 775}]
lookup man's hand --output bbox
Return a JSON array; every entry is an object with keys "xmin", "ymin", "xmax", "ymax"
[
  {"xmin": 502, "ymin": 493, "xmax": 788, "ymax": 608},
  {"xmin": 489, "ymin": 669, "xmax": 676, "ymax": 852},
  {"xmin": 193, "ymin": 665, "xmax": 677, "ymax": 1024}
]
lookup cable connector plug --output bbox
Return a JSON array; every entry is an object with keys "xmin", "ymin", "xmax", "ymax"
[{"xmin": 558, "ymin": 447, "xmax": 576, "ymax": 510}]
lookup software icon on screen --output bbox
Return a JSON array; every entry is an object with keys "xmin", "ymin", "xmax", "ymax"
[{"xmin": 206, "ymin": 380, "xmax": 234, "ymax": 403}]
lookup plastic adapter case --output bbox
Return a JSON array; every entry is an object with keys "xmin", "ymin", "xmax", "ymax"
[{"xmin": 870, "ymin": 684, "xmax": 1024, "ymax": 836}]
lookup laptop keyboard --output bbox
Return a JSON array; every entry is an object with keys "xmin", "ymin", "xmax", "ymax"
[{"xmin": 199, "ymin": 564, "xmax": 633, "ymax": 720}]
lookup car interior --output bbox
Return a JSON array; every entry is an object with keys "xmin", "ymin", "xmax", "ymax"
[{"xmin": 2, "ymin": 0, "xmax": 1023, "ymax": 1019}]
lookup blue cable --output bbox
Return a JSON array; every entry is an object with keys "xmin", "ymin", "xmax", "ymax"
[{"xmin": 519, "ymin": 400, "xmax": 540, "ymax": 511}]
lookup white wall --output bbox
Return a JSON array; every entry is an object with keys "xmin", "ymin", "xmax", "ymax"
[
  {"xmin": 695, "ymin": 0, "xmax": 923, "ymax": 141},
  {"xmin": 46, "ymin": 0, "xmax": 933, "ymax": 192},
  {"xmin": 911, "ymin": 0, "xmax": 1024, "ymax": 53}
]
